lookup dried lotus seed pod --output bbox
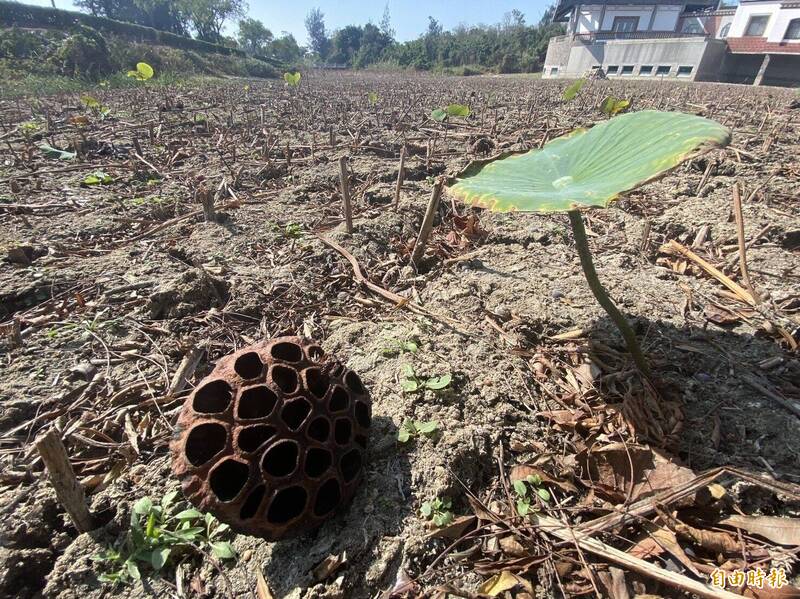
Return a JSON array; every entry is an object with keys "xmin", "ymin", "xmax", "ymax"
[{"xmin": 170, "ymin": 337, "xmax": 370, "ymax": 539}]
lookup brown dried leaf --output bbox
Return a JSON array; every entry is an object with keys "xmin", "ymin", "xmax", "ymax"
[
  {"xmin": 477, "ymin": 571, "xmax": 532, "ymax": 596},
  {"xmin": 637, "ymin": 524, "xmax": 702, "ymax": 577},
  {"xmin": 311, "ymin": 551, "xmax": 347, "ymax": 582},
  {"xmin": 720, "ymin": 515, "xmax": 800, "ymax": 546},
  {"xmin": 499, "ymin": 535, "xmax": 526, "ymax": 557},
  {"xmin": 256, "ymin": 570, "xmax": 274, "ymax": 599},
  {"xmin": 597, "ymin": 567, "xmax": 630, "ymax": 599},
  {"xmin": 628, "ymin": 535, "xmax": 666, "ymax": 560},
  {"xmin": 537, "ymin": 409, "xmax": 579, "ymax": 427}
]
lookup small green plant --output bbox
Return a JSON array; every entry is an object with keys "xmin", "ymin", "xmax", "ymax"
[
  {"xmin": 282, "ymin": 222, "xmax": 304, "ymax": 239},
  {"xmin": 431, "ymin": 103, "xmax": 470, "ymax": 122},
  {"xmin": 562, "ymin": 78, "xmax": 586, "ymax": 101},
  {"xmin": 127, "ymin": 62, "xmax": 154, "ymax": 81},
  {"xmin": 83, "ymin": 171, "xmax": 114, "ymax": 186},
  {"xmin": 421, "ymin": 497, "xmax": 454, "ymax": 526},
  {"xmin": 20, "ymin": 120, "xmax": 40, "ymax": 138},
  {"xmin": 380, "ymin": 338, "xmax": 418, "ymax": 357},
  {"xmin": 81, "ymin": 95, "xmax": 111, "ymax": 118},
  {"xmin": 513, "ymin": 474, "xmax": 551, "ymax": 516},
  {"xmin": 600, "ymin": 96, "xmax": 630, "ymax": 115},
  {"xmin": 93, "ymin": 491, "xmax": 235, "ymax": 585},
  {"xmin": 399, "ymin": 364, "xmax": 451, "ymax": 392},
  {"xmin": 283, "ymin": 71, "xmax": 301, "ymax": 87},
  {"xmin": 367, "ymin": 91, "xmax": 379, "ymax": 106},
  {"xmin": 397, "ymin": 419, "xmax": 439, "ymax": 443}
]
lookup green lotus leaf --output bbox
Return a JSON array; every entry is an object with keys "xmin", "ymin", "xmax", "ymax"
[
  {"xmin": 137, "ymin": 62, "xmax": 154, "ymax": 79},
  {"xmin": 562, "ymin": 78, "xmax": 585, "ymax": 101},
  {"xmin": 446, "ymin": 103, "xmax": 470, "ymax": 118},
  {"xmin": 448, "ymin": 110, "xmax": 730, "ymax": 213},
  {"xmin": 600, "ymin": 96, "xmax": 631, "ymax": 115},
  {"xmin": 283, "ymin": 72, "xmax": 301, "ymax": 86},
  {"xmin": 431, "ymin": 108, "xmax": 447, "ymax": 122}
]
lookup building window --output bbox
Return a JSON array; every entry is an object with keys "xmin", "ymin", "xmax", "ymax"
[
  {"xmin": 785, "ymin": 18, "xmax": 800, "ymax": 40},
  {"xmin": 606, "ymin": 65, "xmax": 619, "ymax": 74},
  {"xmin": 682, "ymin": 20, "xmax": 704, "ymax": 34},
  {"xmin": 550, "ymin": 67, "xmax": 559, "ymax": 75},
  {"xmin": 621, "ymin": 65, "xmax": 634, "ymax": 75},
  {"xmin": 656, "ymin": 65, "xmax": 671, "ymax": 75},
  {"xmin": 640, "ymin": 65, "xmax": 653, "ymax": 75},
  {"xmin": 677, "ymin": 65, "xmax": 693, "ymax": 77},
  {"xmin": 612, "ymin": 16, "xmax": 639, "ymax": 33},
  {"xmin": 719, "ymin": 23, "xmax": 731, "ymax": 38},
  {"xmin": 744, "ymin": 15, "xmax": 769, "ymax": 37}
]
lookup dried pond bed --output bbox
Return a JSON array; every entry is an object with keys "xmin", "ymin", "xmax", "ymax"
[{"xmin": 1, "ymin": 72, "xmax": 799, "ymax": 598}]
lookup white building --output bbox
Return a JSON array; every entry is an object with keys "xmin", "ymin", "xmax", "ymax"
[{"xmin": 543, "ymin": 0, "xmax": 800, "ymax": 86}]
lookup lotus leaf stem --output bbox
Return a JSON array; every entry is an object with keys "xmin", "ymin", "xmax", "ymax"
[{"xmin": 567, "ymin": 209, "xmax": 651, "ymax": 376}]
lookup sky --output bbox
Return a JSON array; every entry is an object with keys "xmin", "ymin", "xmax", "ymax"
[{"xmin": 22, "ymin": 0, "xmax": 557, "ymax": 43}]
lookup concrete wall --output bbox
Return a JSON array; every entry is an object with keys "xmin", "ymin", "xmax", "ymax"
[
  {"xmin": 762, "ymin": 54, "xmax": 800, "ymax": 85},
  {"xmin": 552, "ymin": 37, "xmax": 723, "ymax": 79},
  {"xmin": 720, "ymin": 52, "xmax": 800, "ymax": 85},
  {"xmin": 695, "ymin": 37, "xmax": 730, "ymax": 79},
  {"xmin": 543, "ymin": 35, "xmax": 573, "ymax": 75}
]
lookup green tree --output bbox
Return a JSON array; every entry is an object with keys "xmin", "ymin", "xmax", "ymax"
[
  {"xmin": 354, "ymin": 22, "xmax": 392, "ymax": 68},
  {"xmin": 269, "ymin": 32, "xmax": 303, "ymax": 63},
  {"xmin": 329, "ymin": 25, "xmax": 363, "ymax": 65},
  {"xmin": 379, "ymin": 3, "xmax": 394, "ymax": 40},
  {"xmin": 238, "ymin": 17, "xmax": 273, "ymax": 54},
  {"xmin": 74, "ymin": 0, "xmax": 188, "ymax": 34},
  {"xmin": 183, "ymin": 0, "xmax": 247, "ymax": 43},
  {"xmin": 304, "ymin": 7, "xmax": 330, "ymax": 59}
]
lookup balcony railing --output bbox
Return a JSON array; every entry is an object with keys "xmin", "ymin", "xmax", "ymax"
[{"xmin": 573, "ymin": 31, "xmax": 709, "ymax": 42}]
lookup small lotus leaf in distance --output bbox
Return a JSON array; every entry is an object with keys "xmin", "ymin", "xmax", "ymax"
[
  {"xmin": 136, "ymin": 62, "xmax": 154, "ymax": 79},
  {"xmin": 600, "ymin": 96, "xmax": 631, "ymax": 115},
  {"xmin": 562, "ymin": 78, "xmax": 585, "ymax": 101},
  {"xmin": 284, "ymin": 72, "xmax": 301, "ymax": 86},
  {"xmin": 431, "ymin": 108, "xmax": 447, "ymax": 122},
  {"xmin": 448, "ymin": 110, "xmax": 730, "ymax": 213},
  {"xmin": 446, "ymin": 104, "xmax": 470, "ymax": 118}
]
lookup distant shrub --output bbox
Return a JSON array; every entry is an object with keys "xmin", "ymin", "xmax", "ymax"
[{"xmin": 52, "ymin": 27, "xmax": 111, "ymax": 78}]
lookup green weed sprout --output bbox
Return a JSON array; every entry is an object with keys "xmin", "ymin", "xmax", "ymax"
[
  {"xmin": 398, "ymin": 419, "xmax": 439, "ymax": 443},
  {"xmin": 93, "ymin": 491, "xmax": 235, "ymax": 585},
  {"xmin": 380, "ymin": 338, "xmax": 418, "ymax": 357},
  {"xmin": 431, "ymin": 104, "xmax": 470, "ymax": 122},
  {"xmin": 368, "ymin": 92, "xmax": 379, "ymax": 106},
  {"xmin": 20, "ymin": 121, "xmax": 40, "ymax": 139},
  {"xmin": 284, "ymin": 72, "xmax": 301, "ymax": 87},
  {"xmin": 127, "ymin": 62, "xmax": 154, "ymax": 81},
  {"xmin": 400, "ymin": 364, "xmax": 451, "ymax": 392},
  {"xmin": 514, "ymin": 475, "xmax": 551, "ymax": 516},
  {"xmin": 83, "ymin": 171, "xmax": 114, "ymax": 186},
  {"xmin": 421, "ymin": 497, "xmax": 453, "ymax": 526},
  {"xmin": 449, "ymin": 111, "xmax": 731, "ymax": 375}
]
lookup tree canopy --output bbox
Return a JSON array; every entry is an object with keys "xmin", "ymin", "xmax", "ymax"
[{"xmin": 72, "ymin": 1, "xmax": 564, "ymax": 73}]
